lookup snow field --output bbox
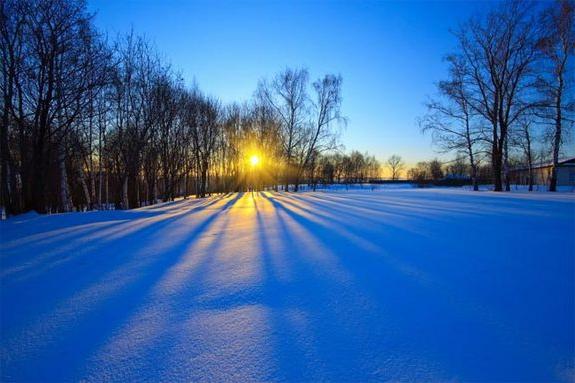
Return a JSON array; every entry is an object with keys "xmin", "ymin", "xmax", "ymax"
[{"xmin": 1, "ymin": 189, "xmax": 574, "ymax": 382}]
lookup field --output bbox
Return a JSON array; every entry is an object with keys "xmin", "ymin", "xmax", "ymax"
[{"xmin": 1, "ymin": 189, "xmax": 574, "ymax": 382}]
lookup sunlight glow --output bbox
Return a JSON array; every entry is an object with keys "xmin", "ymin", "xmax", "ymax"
[{"xmin": 250, "ymin": 155, "xmax": 260, "ymax": 167}]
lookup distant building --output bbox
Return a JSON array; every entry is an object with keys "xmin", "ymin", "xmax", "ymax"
[{"xmin": 508, "ymin": 157, "xmax": 575, "ymax": 186}]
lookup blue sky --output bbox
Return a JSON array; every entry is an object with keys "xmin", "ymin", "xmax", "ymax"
[{"xmin": 87, "ymin": 0, "xmax": 494, "ymax": 164}]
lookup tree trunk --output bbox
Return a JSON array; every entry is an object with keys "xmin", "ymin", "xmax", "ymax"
[
  {"xmin": 504, "ymin": 136, "xmax": 510, "ymax": 192},
  {"xmin": 184, "ymin": 171, "xmax": 188, "ymax": 199},
  {"xmin": 525, "ymin": 126, "xmax": 533, "ymax": 192},
  {"xmin": 31, "ymin": 139, "xmax": 47, "ymax": 212},
  {"xmin": 122, "ymin": 175, "xmax": 129, "ymax": 209},
  {"xmin": 469, "ymin": 151, "xmax": 478, "ymax": 191},
  {"xmin": 528, "ymin": 163, "xmax": 533, "ymax": 192},
  {"xmin": 89, "ymin": 172, "xmax": 95, "ymax": 210},
  {"xmin": 58, "ymin": 142, "xmax": 73, "ymax": 212},
  {"xmin": 79, "ymin": 169, "xmax": 91, "ymax": 209},
  {"xmin": 105, "ymin": 170, "xmax": 109, "ymax": 208},
  {"xmin": 98, "ymin": 159, "xmax": 103, "ymax": 209},
  {"xmin": 148, "ymin": 174, "xmax": 157, "ymax": 205},
  {"xmin": 466, "ymin": 132, "xmax": 478, "ymax": 191},
  {"xmin": 200, "ymin": 167, "xmax": 208, "ymax": 198},
  {"xmin": 492, "ymin": 146, "xmax": 503, "ymax": 192},
  {"xmin": 549, "ymin": 88, "xmax": 562, "ymax": 192},
  {"xmin": 127, "ymin": 170, "xmax": 140, "ymax": 209},
  {"xmin": 136, "ymin": 177, "xmax": 140, "ymax": 208},
  {"xmin": 471, "ymin": 166, "xmax": 479, "ymax": 191},
  {"xmin": 164, "ymin": 172, "xmax": 170, "ymax": 201},
  {"xmin": 1, "ymin": 90, "xmax": 13, "ymax": 215}
]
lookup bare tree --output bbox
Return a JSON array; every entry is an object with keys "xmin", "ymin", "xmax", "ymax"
[
  {"xmin": 453, "ymin": 1, "xmax": 538, "ymax": 191},
  {"xmin": 184, "ymin": 91, "xmax": 220, "ymax": 198},
  {"xmin": 429, "ymin": 159, "xmax": 444, "ymax": 181},
  {"xmin": 2, "ymin": 2, "xmax": 360, "ymax": 216},
  {"xmin": 0, "ymin": 0, "xmax": 26, "ymax": 215},
  {"xmin": 446, "ymin": 155, "xmax": 469, "ymax": 178},
  {"xmin": 407, "ymin": 161, "xmax": 443, "ymax": 184},
  {"xmin": 295, "ymin": 74, "xmax": 344, "ymax": 190},
  {"xmin": 421, "ymin": 55, "xmax": 482, "ymax": 190},
  {"xmin": 257, "ymin": 68, "xmax": 308, "ymax": 191},
  {"xmin": 109, "ymin": 32, "xmax": 163, "ymax": 208},
  {"xmin": 257, "ymin": 69, "xmax": 345, "ymax": 192},
  {"xmin": 386, "ymin": 155, "xmax": 404, "ymax": 180},
  {"xmin": 536, "ymin": 0, "xmax": 574, "ymax": 191},
  {"xmin": 153, "ymin": 74, "xmax": 187, "ymax": 202},
  {"xmin": 0, "ymin": 0, "xmax": 110, "ymax": 213},
  {"xmin": 511, "ymin": 119, "xmax": 536, "ymax": 191}
]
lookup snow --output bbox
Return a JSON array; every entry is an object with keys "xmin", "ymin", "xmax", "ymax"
[
  {"xmin": 1, "ymin": 189, "xmax": 574, "ymax": 382},
  {"xmin": 461, "ymin": 184, "xmax": 575, "ymax": 193}
]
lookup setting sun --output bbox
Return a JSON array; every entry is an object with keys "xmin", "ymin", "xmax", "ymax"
[{"xmin": 249, "ymin": 154, "xmax": 260, "ymax": 167}]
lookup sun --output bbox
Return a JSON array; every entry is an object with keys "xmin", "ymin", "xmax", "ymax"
[{"xmin": 249, "ymin": 154, "xmax": 260, "ymax": 167}]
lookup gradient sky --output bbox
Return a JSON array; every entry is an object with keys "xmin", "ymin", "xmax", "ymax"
[{"xmin": 87, "ymin": 0, "xmax": 500, "ymax": 165}]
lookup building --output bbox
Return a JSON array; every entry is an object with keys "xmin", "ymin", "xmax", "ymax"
[{"xmin": 508, "ymin": 157, "xmax": 575, "ymax": 186}]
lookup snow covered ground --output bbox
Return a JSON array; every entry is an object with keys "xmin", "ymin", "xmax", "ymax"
[{"xmin": 1, "ymin": 189, "xmax": 574, "ymax": 382}]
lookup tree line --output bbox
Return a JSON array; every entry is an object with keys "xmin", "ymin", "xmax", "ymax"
[
  {"xmin": 421, "ymin": 0, "xmax": 574, "ymax": 191},
  {"xmin": 1, "ymin": 0, "xmax": 389, "ymax": 216}
]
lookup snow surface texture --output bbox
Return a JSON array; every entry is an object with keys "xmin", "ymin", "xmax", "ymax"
[{"xmin": 1, "ymin": 189, "xmax": 574, "ymax": 382}]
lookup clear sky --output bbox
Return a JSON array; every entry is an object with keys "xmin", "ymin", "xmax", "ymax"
[{"xmin": 87, "ymin": 0, "xmax": 497, "ymax": 165}]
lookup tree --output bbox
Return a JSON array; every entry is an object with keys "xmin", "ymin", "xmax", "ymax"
[
  {"xmin": 421, "ymin": 55, "xmax": 481, "ymax": 190},
  {"xmin": 536, "ymin": 0, "xmax": 574, "ymax": 191},
  {"xmin": 109, "ymin": 32, "xmax": 163, "ymax": 209},
  {"xmin": 386, "ymin": 155, "xmax": 404, "ymax": 180},
  {"xmin": 0, "ymin": 0, "xmax": 26, "ymax": 215},
  {"xmin": 453, "ymin": 1, "xmax": 538, "ymax": 191},
  {"xmin": 446, "ymin": 155, "xmax": 469, "ymax": 179},
  {"xmin": 511, "ymin": 119, "xmax": 536, "ymax": 191},
  {"xmin": 407, "ymin": 162, "xmax": 430, "ymax": 184},
  {"xmin": 1, "ymin": 2, "xmax": 358, "ymax": 217},
  {"xmin": 0, "ymin": 0, "xmax": 110, "ymax": 213},
  {"xmin": 296, "ymin": 74, "xmax": 344, "ymax": 191},
  {"xmin": 257, "ymin": 68, "xmax": 344, "ymax": 192},
  {"xmin": 184, "ymin": 91, "xmax": 220, "ymax": 198},
  {"xmin": 154, "ymin": 74, "xmax": 187, "ymax": 202},
  {"xmin": 257, "ymin": 68, "xmax": 309, "ymax": 191},
  {"xmin": 429, "ymin": 159, "xmax": 444, "ymax": 181}
]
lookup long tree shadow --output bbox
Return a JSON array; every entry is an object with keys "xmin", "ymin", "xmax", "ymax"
[
  {"xmin": 1, "ymin": 193, "xmax": 243, "ymax": 381},
  {"xmin": 261, "ymin": 192, "xmax": 569, "ymax": 381},
  {"xmin": 0, "ymin": 195, "xmax": 224, "ymax": 279},
  {"xmin": 254, "ymin": 193, "xmax": 334, "ymax": 381},
  {"xmin": 257, "ymin": 192, "xmax": 452, "ymax": 380},
  {"xmin": 302, "ymin": 192, "xmax": 486, "ymax": 220},
  {"xmin": 84, "ymin": 192, "xmax": 338, "ymax": 381},
  {"xmin": 79, "ymin": 196, "xmax": 241, "ymax": 381},
  {"xmin": 2, "ymin": 191, "xmax": 572, "ymax": 382},
  {"xmin": 275, "ymin": 192, "xmax": 433, "ymax": 238},
  {"xmin": 79, "ymin": 192, "xmax": 287, "ymax": 381},
  {"xmin": 259, "ymin": 193, "xmax": 474, "ymax": 379},
  {"xmin": 311, "ymin": 189, "xmax": 572, "ymax": 218},
  {"xmin": 1, "ymin": 194, "xmax": 230, "ymax": 282},
  {"xmin": 268, "ymin": 193, "xmax": 434, "ymax": 263},
  {"xmin": 117, "ymin": 192, "xmax": 338, "ymax": 382}
]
